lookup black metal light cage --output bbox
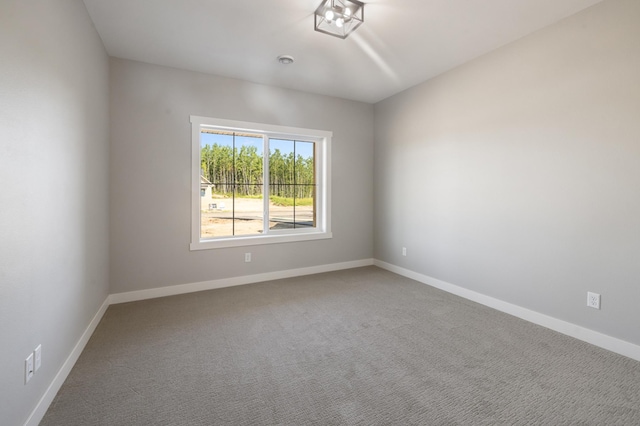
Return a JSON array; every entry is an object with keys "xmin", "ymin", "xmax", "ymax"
[{"xmin": 314, "ymin": 0, "xmax": 365, "ymax": 39}]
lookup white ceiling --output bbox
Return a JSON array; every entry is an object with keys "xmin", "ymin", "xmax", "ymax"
[{"xmin": 83, "ymin": 0, "xmax": 603, "ymax": 104}]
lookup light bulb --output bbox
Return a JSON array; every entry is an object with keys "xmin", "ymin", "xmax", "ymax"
[
  {"xmin": 336, "ymin": 17, "xmax": 344, "ymax": 28},
  {"xmin": 325, "ymin": 10, "xmax": 335, "ymax": 21}
]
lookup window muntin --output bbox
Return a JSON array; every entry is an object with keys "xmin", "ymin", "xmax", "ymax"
[{"xmin": 191, "ymin": 116, "xmax": 331, "ymax": 250}]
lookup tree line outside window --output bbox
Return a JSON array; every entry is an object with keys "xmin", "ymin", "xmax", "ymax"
[{"xmin": 200, "ymin": 131, "xmax": 315, "ymax": 201}]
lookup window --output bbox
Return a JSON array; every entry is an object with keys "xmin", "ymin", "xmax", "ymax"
[{"xmin": 190, "ymin": 116, "xmax": 332, "ymax": 250}]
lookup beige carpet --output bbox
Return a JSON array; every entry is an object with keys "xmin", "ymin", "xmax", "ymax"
[{"xmin": 42, "ymin": 266, "xmax": 640, "ymax": 425}]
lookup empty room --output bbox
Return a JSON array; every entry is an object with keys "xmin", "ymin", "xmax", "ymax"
[{"xmin": 2, "ymin": 0, "xmax": 640, "ymax": 424}]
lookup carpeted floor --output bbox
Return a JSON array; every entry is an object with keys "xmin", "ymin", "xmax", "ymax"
[{"xmin": 41, "ymin": 266, "xmax": 640, "ymax": 425}]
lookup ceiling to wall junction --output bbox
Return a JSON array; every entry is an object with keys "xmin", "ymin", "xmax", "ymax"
[{"xmin": 83, "ymin": 0, "xmax": 603, "ymax": 103}]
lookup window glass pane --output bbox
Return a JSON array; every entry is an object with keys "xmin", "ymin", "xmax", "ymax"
[
  {"xmin": 200, "ymin": 129, "xmax": 262, "ymax": 238},
  {"xmin": 233, "ymin": 134, "xmax": 263, "ymax": 236},
  {"xmin": 269, "ymin": 138, "xmax": 316, "ymax": 229},
  {"xmin": 269, "ymin": 184, "xmax": 295, "ymax": 230},
  {"xmin": 295, "ymin": 141, "xmax": 315, "ymax": 185},
  {"xmin": 295, "ymin": 185, "xmax": 316, "ymax": 228},
  {"xmin": 269, "ymin": 139, "xmax": 295, "ymax": 196},
  {"xmin": 234, "ymin": 134, "xmax": 264, "ymax": 197},
  {"xmin": 201, "ymin": 130, "xmax": 234, "ymax": 197},
  {"xmin": 233, "ymin": 184, "xmax": 264, "ymax": 236},
  {"xmin": 201, "ymin": 130, "xmax": 233, "ymax": 238},
  {"xmin": 269, "ymin": 139, "xmax": 295, "ymax": 230},
  {"xmin": 293, "ymin": 140, "xmax": 315, "ymax": 228},
  {"xmin": 201, "ymin": 202, "xmax": 233, "ymax": 238}
]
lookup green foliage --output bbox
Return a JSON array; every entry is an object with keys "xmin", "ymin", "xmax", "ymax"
[
  {"xmin": 201, "ymin": 143, "xmax": 315, "ymax": 199},
  {"xmin": 269, "ymin": 196, "xmax": 314, "ymax": 207}
]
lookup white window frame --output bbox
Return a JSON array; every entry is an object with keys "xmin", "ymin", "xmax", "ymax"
[{"xmin": 190, "ymin": 116, "xmax": 332, "ymax": 250}]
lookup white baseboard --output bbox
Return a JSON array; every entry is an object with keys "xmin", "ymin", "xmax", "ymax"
[
  {"xmin": 109, "ymin": 258, "xmax": 374, "ymax": 304},
  {"xmin": 25, "ymin": 258, "xmax": 374, "ymax": 425},
  {"xmin": 374, "ymin": 259, "xmax": 640, "ymax": 362},
  {"xmin": 29, "ymin": 256, "xmax": 637, "ymax": 426},
  {"xmin": 24, "ymin": 298, "xmax": 110, "ymax": 426}
]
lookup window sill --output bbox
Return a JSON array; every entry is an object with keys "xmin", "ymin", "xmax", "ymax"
[{"xmin": 190, "ymin": 231, "xmax": 332, "ymax": 250}]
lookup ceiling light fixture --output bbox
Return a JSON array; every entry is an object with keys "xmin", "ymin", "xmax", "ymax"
[
  {"xmin": 277, "ymin": 55, "xmax": 294, "ymax": 65},
  {"xmin": 314, "ymin": 0, "xmax": 364, "ymax": 39}
]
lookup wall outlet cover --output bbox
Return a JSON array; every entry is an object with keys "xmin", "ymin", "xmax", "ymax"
[
  {"xmin": 25, "ymin": 353, "xmax": 34, "ymax": 384},
  {"xmin": 587, "ymin": 292, "xmax": 601, "ymax": 310},
  {"xmin": 34, "ymin": 344, "xmax": 42, "ymax": 371}
]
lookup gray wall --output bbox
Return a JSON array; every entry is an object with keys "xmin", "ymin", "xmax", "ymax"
[
  {"xmin": 109, "ymin": 58, "xmax": 374, "ymax": 294},
  {"xmin": 0, "ymin": 1, "xmax": 110, "ymax": 425},
  {"xmin": 374, "ymin": 0, "xmax": 640, "ymax": 346}
]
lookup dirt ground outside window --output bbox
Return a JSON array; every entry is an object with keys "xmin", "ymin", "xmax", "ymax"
[{"xmin": 201, "ymin": 197, "xmax": 313, "ymax": 238}]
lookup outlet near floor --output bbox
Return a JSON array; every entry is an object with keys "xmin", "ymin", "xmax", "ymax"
[
  {"xmin": 34, "ymin": 344, "xmax": 42, "ymax": 371},
  {"xmin": 25, "ymin": 353, "xmax": 34, "ymax": 384},
  {"xmin": 587, "ymin": 292, "xmax": 601, "ymax": 310}
]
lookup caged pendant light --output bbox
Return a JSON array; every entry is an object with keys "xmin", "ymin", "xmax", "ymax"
[{"xmin": 314, "ymin": 0, "xmax": 364, "ymax": 39}]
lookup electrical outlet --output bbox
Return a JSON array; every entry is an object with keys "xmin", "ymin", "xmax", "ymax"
[
  {"xmin": 402, "ymin": 247, "xmax": 407, "ymax": 256},
  {"xmin": 34, "ymin": 345, "xmax": 42, "ymax": 372},
  {"xmin": 25, "ymin": 353, "xmax": 34, "ymax": 384},
  {"xmin": 245, "ymin": 252, "xmax": 251, "ymax": 263},
  {"xmin": 587, "ymin": 292, "xmax": 600, "ymax": 310}
]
